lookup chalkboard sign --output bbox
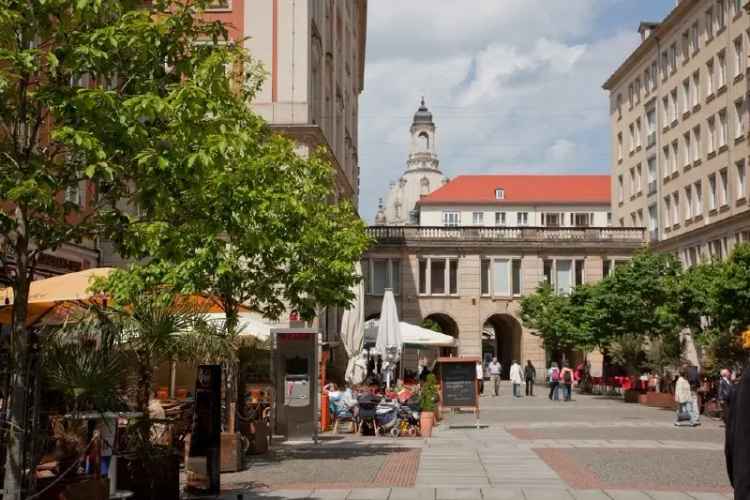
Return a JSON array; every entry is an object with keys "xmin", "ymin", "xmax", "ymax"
[{"xmin": 438, "ymin": 357, "xmax": 479, "ymax": 409}]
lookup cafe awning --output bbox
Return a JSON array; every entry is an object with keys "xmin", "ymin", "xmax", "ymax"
[{"xmin": 0, "ymin": 268, "xmax": 236, "ymax": 326}]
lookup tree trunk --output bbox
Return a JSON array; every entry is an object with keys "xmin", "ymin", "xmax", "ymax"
[{"xmin": 4, "ymin": 244, "xmax": 31, "ymax": 500}]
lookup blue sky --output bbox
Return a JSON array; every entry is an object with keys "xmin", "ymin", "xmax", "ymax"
[{"xmin": 357, "ymin": 0, "xmax": 676, "ymax": 222}]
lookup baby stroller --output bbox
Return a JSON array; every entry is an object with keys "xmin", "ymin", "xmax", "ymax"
[
  {"xmin": 397, "ymin": 396, "xmax": 421, "ymax": 437},
  {"xmin": 357, "ymin": 394, "xmax": 380, "ymax": 436},
  {"xmin": 329, "ymin": 395, "xmax": 357, "ymax": 434},
  {"xmin": 375, "ymin": 399, "xmax": 401, "ymax": 437}
]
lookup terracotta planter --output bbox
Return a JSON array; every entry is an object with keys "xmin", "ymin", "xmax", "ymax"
[
  {"xmin": 420, "ymin": 411, "xmax": 434, "ymax": 437},
  {"xmin": 643, "ymin": 392, "xmax": 677, "ymax": 409}
]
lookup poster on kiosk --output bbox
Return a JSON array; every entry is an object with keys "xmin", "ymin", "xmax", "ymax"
[{"xmin": 272, "ymin": 328, "xmax": 319, "ymax": 442}]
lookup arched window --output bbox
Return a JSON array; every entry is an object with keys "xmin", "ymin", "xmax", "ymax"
[{"xmin": 418, "ymin": 132, "xmax": 430, "ymax": 152}]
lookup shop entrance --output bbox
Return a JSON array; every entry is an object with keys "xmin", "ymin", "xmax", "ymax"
[{"xmin": 482, "ymin": 314, "xmax": 522, "ymax": 379}]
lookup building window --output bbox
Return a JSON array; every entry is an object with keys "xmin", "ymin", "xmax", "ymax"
[
  {"xmin": 418, "ymin": 257, "xmax": 459, "ymax": 296},
  {"xmin": 651, "ymin": 61, "xmax": 658, "ymax": 90},
  {"xmin": 718, "ymin": 50, "xmax": 727, "ymax": 88},
  {"xmin": 737, "ymin": 160, "xmax": 747, "ymax": 200},
  {"xmin": 472, "ymin": 212, "xmax": 484, "ymax": 226},
  {"xmin": 664, "ymin": 195, "xmax": 672, "ymax": 227},
  {"xmin": 709, "ymin": 173, "xmax": 718, "ymax": 210},
  {"xmin": 629, "ymin": 167, "xmax": 636, "ymax": 197},
  {"xmin": 719, "ymin": 109, "xmax": 728, "ymax": 147},
  {"xmin": 685, "ymin": 185, "xmax": 694, "ymax": 219},
  {"xmin": 603, "ymin": 259, "xmax": 612, "ymax": 277},
  {"xmin": 707, "ymin": 59, "xmax": 715, "ymax": 96},
  {"xmin": 670, "ymin": 88, "xmax": 678, "ymax": 121},
  {"xmin": 682, "ymin": 78, "xmax": 690, "ymax": 112},
  {"xmin": 708, "ymin": 116, "xmax": 717, "ymax": 153},
  {"xmin": 495, "ymin": 212, "xmax": 506, "ymax": 226},
  {"xmin": 443, "ymin": 211, "xmax": 460, "ymax": 227},
  {"xmin": 692, "ymin": 71, "xmax": 700, "ymax": 108},
  {"xmin": 629, "ymin": 123, "xmax": 635, "ymax": 152},
  {"xmin": 648, "ymin": 204, "xmax": 658, "ymax": 239},
  {"xmin": 495, "ymin": 188, "xmax": 505, "ymax": 200},
  {"xmin": 672, "ymin": 191, "xmax": 680, "ymax": 225},
  {"xmin": 693, "ymin": 125, "xmax": 702, "ymax": 160},
  {"xmin": 646, "ymin": 108, "xmax": 656, "ymax": 146},
  {"xmin": 734, "ymin": 37, "xmax": 744, "ymax": 76},
  {"xmin": 571, "ymin": 213, "xmax": 594, "ymax": 227},
  {"xmin": 672, "ymin": 141, "xmax": 679, "ymax": 174},
  {"xmin": 634, "ymin": 78, "xmax": 641, "ymax": 104},
  {"xmin": 617, "ymin": 132, "xmax": 623, "ymax": 160},
  {"xmin": 720, "ymin": 168, "xmax": 729, "ymax": 206},
  {"xmin": 682, "ymin": 31, "xmax": 691, "ymax": 62},
  {"xmin": 517, "ymin": 212, "xmax": 529, "ymax": 226},
  {"xmin": 618, "ymin": 175, "xmax": 624, "ymax": 203},
  {"xmin": 364, "ymin": 258, "xmax": 400, "ymax": 296},
  {"xmin": 482, "ymin": 258, "xmax": 522, "ymax": 297},
  {"xmin": 648, "ymin": 156, "xmax": 657, "ymax": 194},
  {"xmin": 706, "ymin": 7, "xmax": 715, "ymax": 42},
  {"xmin": 635, "ymin": 118, "xmax": 642, "ymax": 149},
  {"xmin": 691, "ymin": 22, "xmax": 700, "ymax": 53},
  {"xmin": 662, "ymin": 146, "xmax": 670, "ymax": 179},
  {"xmin": 670, "ymin": 43, "xmax": 678, "ymax": 73},
  {"xmin": 542, "ymin": 213, "xmax": 562, "ymax": 227},
  {"xmin": 556, "ymin": 260, "xmax": 573, "ymax": 295},
  {"xmin": 628, "ymin": 83, "xmax": 634, "ymax": 109},
  {"xmin": 636, "ymin": 163, "xmax": 642, "ymax": 193},
  {"xmin": 735, "ymin": 99, "xmax": 745, "ymax": 138},
  {"xmin": 718, "ymin": 0, "xmax": 727, "ymax": 29},
  {"xmin": 695, "ymin": 180, "xmax": 704, "ymax": 216},
  {"xmin": 662, "ymin": 96, "xmax": 670, "ymax": 128},
  {"xmin": 710, "ymin": 239, "xmax": 724, "ymax": 260},
  {"xmin": 684, "ymin": 133, "xmax": 692, "ymax": 166}
]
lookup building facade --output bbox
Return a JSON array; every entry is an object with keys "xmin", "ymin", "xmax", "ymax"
[
  {"xmin": 366, "ymin": 175, "xmax": 644, "ymax": 378},
  {"xmin": 375, "ymin": 99, "xmax": 448, "ymax": 225},
  {"xmin": 203, "ymin": 0, "xmax": 367, "ymax": 205},
  {"xmin": 604, "ymin": 0, "xmax": 750, "ymax": 265}
]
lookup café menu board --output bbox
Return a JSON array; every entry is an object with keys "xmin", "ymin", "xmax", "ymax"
[{"xmin": 439, "ymin": 357, "xmax": 479, "ymax": 409}]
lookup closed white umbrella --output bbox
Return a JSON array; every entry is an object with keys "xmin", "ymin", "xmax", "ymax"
[
  {"xmin": 341, "ymin": 262, "xmax": 367, "ymax": 385},
  {"xmin": 375, "ymin": 289, "xmax": 402, "ymax": 389}
]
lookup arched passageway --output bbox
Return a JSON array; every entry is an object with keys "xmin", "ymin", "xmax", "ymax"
[
  {"xmin": 482, "ymin": 314, "xmax": 522, "ymax": 379},
  {"xmin": 423, "ymin": 313, "xmax": 459, "ymax": 357}
]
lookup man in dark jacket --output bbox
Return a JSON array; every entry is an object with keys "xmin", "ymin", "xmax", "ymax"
[
  {"xmin": 524, "ymin": 361, "xmax": 536, "ymax": 396},
  {"xmin": 718, "ymin": 368, "xmax": 733, "ymax": 424},
  {"xmin": 726, "ymin": 360, "xmax": 749, "ymax": 499}
]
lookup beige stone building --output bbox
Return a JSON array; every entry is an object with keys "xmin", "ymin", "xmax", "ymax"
[
  {"xmin": 363, "ymin": 175, "xmax": 645, "ymax": 378},
  {"xmin": 603, "ymin": 0, "xmax": 750, "ymax": 265}
]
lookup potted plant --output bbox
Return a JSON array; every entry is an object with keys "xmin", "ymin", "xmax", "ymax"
[{"xmin": 419, "ymin": 374, "xmax": 438, "ymax": 437}]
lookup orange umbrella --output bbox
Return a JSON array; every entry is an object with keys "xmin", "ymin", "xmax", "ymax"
[{"xmin": 0, "ymin": 267, "xmax": 239, "ymax": 326}]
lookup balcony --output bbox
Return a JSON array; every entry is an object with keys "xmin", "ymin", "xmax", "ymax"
[{"xmin": 367, "ymin": 226, "xmax": 646, "ymax": 244}]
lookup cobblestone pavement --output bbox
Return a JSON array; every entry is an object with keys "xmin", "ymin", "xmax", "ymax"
[{"xmin": 186, "ymin": 391, "xmax": 734, "ymax": 499}]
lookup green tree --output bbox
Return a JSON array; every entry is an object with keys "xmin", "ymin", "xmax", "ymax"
[
  {"xmin": 678, "ymin": 243, "xmax": 750, "ymax": 371},
  {"xmin": 582, "ymin": 251, "xmax": 683, "ymax": 349},
  {"xmin": 0, "ymin": 1, "xmax": 248, "ymax": 495},
  {"xmin": 520, "ymin": 283, "xmax": 592, "ymax": 364}
]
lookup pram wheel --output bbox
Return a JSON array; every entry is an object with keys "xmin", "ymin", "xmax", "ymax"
[{"xmin": 390, "ymin": 427, "xmax": 401, "ymax": 438}]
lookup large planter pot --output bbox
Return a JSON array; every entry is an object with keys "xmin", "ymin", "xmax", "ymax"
[
  {"xmin": 643, "ymin": 392, "xmax": 677, "ymax": 409},
  {"xmin": 420, "ymin": 411, "xmax": 434, "ymax": 438},
  {"xmin": 623, "ymin": 389, "xmax": 640, "ymax": 403}
]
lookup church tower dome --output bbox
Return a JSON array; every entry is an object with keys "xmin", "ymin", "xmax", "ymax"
[{"xmin": 378, "ymin": 98, "xmax": 446, "ymax": 225}]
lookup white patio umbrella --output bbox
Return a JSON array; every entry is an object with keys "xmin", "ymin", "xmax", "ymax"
[
  {"xmin": 375, "ymin": 289, "xmax": 402, "ymax": 389},
  {"xmin": 340, "ymin": 262, "xmax": 367, "ymax": 385}
]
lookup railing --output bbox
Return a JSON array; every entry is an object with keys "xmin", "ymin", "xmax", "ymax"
[{"xmin": 367, "ymin": 226, "xmax": 647, "ymax": 243}]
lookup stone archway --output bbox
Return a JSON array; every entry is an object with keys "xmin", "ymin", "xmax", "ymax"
[
  {"xmin": 483, "ymin": 314, "xmax": 522, "ymax": 379},
  {"xmin": 423, "ymin": 313, "xmax": 459, "ymax": 357}
]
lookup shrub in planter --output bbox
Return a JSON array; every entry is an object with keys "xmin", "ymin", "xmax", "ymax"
[{"xmin": 419, "ymin": 375, "xmax": 439, "ymax": 437}]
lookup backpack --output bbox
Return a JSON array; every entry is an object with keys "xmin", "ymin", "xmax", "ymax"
[
  {"xmin": 563, "ymin": 369, "xmax": 572, "ymax": 384},
  {"xmin": 551, "ymin": 368, "xmax": 560, "ymax": 382}
]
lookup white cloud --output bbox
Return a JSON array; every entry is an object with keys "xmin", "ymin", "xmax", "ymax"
[{"xmin": 358, "ymin": 1, "xmax": 644, "ymax": 222}]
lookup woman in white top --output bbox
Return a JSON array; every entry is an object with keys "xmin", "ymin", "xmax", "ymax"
[
  {"xmin": 674, "ymin": 368, "xmax": 698, "ymax": 427},
  {"xmin": 476, "ymin": 361, "xmax": 484, "ymax": 396}
]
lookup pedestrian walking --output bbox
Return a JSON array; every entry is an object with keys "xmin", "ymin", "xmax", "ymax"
[
  {"xmin": 548, "ymin": 362, "xmax": 560, "ymax": 401},
  {"xmin": 726, "ymin": 332, "xmax": 749, "ymax": 499},
  {"xmin": 686, "ymin": 364, "xmax": 701, "ymax": 426},
  {"xmin": 719, "ymin": 368, "xmax": 734, "ymax": 424},
  {"xmin": 524, "ymin": 360, "xmax": 536, "ymax": 396},
  {"xmin": 476, "ymin": 360, "xmax": 484, "ymax": 397},
  {"xmin": 489, "ymin": 357, "xmax": 502, "ymax": 396},
  {"xmin": 559, "ymin": 363, "xmax": 574, "ymax": 401},
  {"xmin": 674, "ymin": 368, "xmax": 698, "ymax": 426},
  {"xmin": 510, "ymin": 360, "xmax": 523, "ymax": 398}
]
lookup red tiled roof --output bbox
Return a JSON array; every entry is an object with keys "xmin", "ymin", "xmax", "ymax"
[{"xmin": 418, "ymin": 175, "xmax": 610, "ymax": 206}]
